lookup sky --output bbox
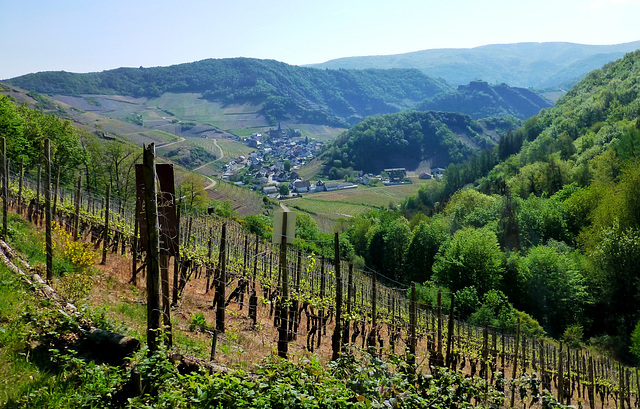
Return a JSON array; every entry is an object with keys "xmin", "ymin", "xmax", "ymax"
[{"xmin": 1, "ymin": 0, "xmax": 639, "ymax": 79}]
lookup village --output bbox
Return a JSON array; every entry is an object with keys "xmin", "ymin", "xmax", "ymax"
[{"xmin": 218, "ymin": 124, "xmax": 444, "ymax": 198}]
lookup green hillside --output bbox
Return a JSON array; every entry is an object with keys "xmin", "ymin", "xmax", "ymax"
[
  {"xmin": 5, "ymin": 58, "xmax": 451, "ymax": 127},
  {"xmin": 336, "ymin": 50, "xmax": 640, "ymax": 358},
  {"xmin": 322, "ymin": 111, "xmax": 511, "ymax": 175},
  {"xmin": 416, "ymin": 81, "xmax": 552, "ymax": 120}
]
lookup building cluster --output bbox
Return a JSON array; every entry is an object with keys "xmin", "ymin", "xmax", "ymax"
[
  {"xmin": 219, "ymin": 127, "xmax": 324, "ymax": 192},
  {"xmin": 217, "ymin": 125, "xmax": 443, "ymax": 198}
]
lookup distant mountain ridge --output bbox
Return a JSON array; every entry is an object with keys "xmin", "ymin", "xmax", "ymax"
[{"xmin": 308, "ymin": 41, "xmax": 640, "ymax": 88}]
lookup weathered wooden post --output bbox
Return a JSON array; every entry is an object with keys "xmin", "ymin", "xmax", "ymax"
[
  {"xmin": 73, "ymin": 175, "xmax": 82, "ymax": 241},
  {"xmin": 331, "ymin": 232, "xmax": 342, "ymax": 361},
  {"xmin": 367, "ymin": 268, "xmax": 378, "ymax": 351},
  {"xmin": 205, "ymin": 231, "xmax": 213, "ymax": 292},
  {"xmin": 17, "ymin": 159, "xmax": 23, "ymax": 215},
  {"xmin": 252, "ymin": 234, "xmax": 259, "ymax": 285},
  {"xmin": 216, "ymin": 223, "xmax": 227, "ymax": 333},
  {"xmin": 101, "ymin": 184, "xmax": 110, "ymax": 264},
  {"xmin": 445, "ymin": 293, "xmax": 455, "ymax": 369},
  {"xmin": 277, "ymin": 212, "xmax": 289, "ymax": 358},
  {"xmin": 343, "ymin": 263, "xmax": 353, "ymax": 350},
  {"xmin": 510, "ymin": 317, "xmax": 521, "ymax": 408},
  {"xmin": 52, "ymin": 166, "xmax": 60, "ymax": 217},
  {"xmin": 318, "ymin": 255, "xmax": 325, "ymax": 346},
  {"xmin": 142, "ymin": 144, "xmax": 161, "ymax": 353},
  {"xmin": 34, "ymin": 165, "xmax": 41, "ymax": 224},
  {"xmin": 558, "ymin": 341, "xmax": 564, "ymax": 404},
  {"xmin": 409, "ymin": 282, "xmax": 417, "ymax": 366},
  {"xmin": 172, "ymin": 199, "xmax": 181, "ymax": 305},
  {"xmin": 131, "ymin": 199, "xmax": 139, "ymax": 285}
]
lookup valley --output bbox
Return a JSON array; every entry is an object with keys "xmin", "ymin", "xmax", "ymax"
[{"xmin": 2, "ymin": 41, "xmax": 640, "ymax": 408}]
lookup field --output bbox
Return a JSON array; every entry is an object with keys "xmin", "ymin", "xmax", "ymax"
[{"xmin": 286, "ymin": 178, "xmax": 430, "ymax": 231}]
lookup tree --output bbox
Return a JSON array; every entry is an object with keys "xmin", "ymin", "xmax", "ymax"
[
  {"xmin": 104, "ymin": 140, "xmax": 140, "ymax": 207},
  {"xmin": 279, "ymin": 184, "xmax": 290, "ymax": 196},
  {"xmin": 0, "ymin": 95, "xmax": 25, "ymax": 162},
  {"xmin": 284, "ymin": 160, "xmax": 291, "ymax": 172},
  {"xmin": 382, "ymin": 217, "xmax": 412, "ymax": 282},
  {"xmin": 518, "ymin": 244, "xmax": 588, "ymax": 336},
  {"xmin": 295, "ymin": 212, "xmax": 319, "ymax": 241},
  {"xmin": 591, "ymin": 220, "xmax": 640, "ymax": 338},
  {"xmin": 178, "ymin": 174, "xmax": 208, "ymax": 214},
  {"xmin": 403, "ymin": 216, "xmax": 450, "ymax": 283},
  {"xmin": 432, "ymin": 227, "xmax": 504, "ymax": 295}
]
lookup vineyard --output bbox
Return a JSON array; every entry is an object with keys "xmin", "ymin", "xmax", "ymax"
[{"xmin": 1, "ymin": 141, "xmax": 639, "ymax": 408}]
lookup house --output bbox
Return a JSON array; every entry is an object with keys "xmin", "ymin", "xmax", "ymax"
[
  {"xmin": 262, "ymin": 186, "xmax": 278, "ymax": 195},
  {"xmin": 384, "ymin": 168, "xmax": 407, "ymax": 183},
  {"xmin": 419, "ymin": 172, "xmax": 433, "ymax": 180},
  {"xmin": 430, "ymin": 167, "xmax": 446, "ymax": 175},
  {"xmin": 325, "ymin": 182, "xmax": 340, "ymax": 191},
  {"xmin": 275, "ymin": 172, "xmax": 289, "ymax": 182},
  {"xmin": 292, "ymin": 180, "xmax": 311, "ymax": 193}
]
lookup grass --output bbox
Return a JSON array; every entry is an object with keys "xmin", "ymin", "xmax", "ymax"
[
  {"xmin": 0, "ymin": 259, "xmax": 50, "ymax": 405},
  {"xmin": 285, "ymin": 179, "xmax": 430, "ymax": 230}
]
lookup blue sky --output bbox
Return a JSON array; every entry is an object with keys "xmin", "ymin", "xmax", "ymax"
[{"xmin": 1, "ymin": 0, "xmax": 639, "ymax": 79}]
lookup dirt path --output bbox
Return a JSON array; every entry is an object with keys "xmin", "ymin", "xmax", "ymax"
[
  {"xmin": 158, "ymin": 136, "xmax": 186, "ymax": 148},
  {"xmin": 202, "ymin": 175, "xmax": 216, "ymax": 190},
  {"xmin": 212, "ymin": 138, "xmax": 224, "ymax": 160}
]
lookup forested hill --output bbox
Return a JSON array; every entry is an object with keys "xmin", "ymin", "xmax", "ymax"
[
  {"xmin": 365, "ymin": 49, "xmax": 640, "ymax": 353},
  {"xmin": 309, "ymin": 41, "xmax": 640, "ymax": 88},
  {"xmin": 415, "ymin": 81, "xmax": 552, "ymax": 120},
  {"xmin": 322, "ymin": 111, "xmax": 508, "ymax": 174},
  {"xmin": 5, "ymin": 58, "xmax": 450, "ymax": 127}
]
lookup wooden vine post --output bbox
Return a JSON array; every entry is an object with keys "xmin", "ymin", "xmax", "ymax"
[
  {"xmin": 44, "ymin": 139, "xmax": 53, "ymax": 283},
  {"xmin": 510, "ymin": 317, "xmax": 521, "ymax": 408},
  {"xmin": 277, "ymin": 212, "xmax": 289, "ymax": 358},
  {"xmin": 318, "ymin": 255, "xmax": 325, "ymax": 346},
  {"xmin": 35, "ymin": 165, "xmax": 40, "ymax": 225},
  {"xmin": 73, "ymin": 175, "xmax": 82, "ymax": 241},
  {"xmin": 142, "ymin": 143, "xmax": 161, "ymax": 353},
  {"xmin": 171, "ymin": 199, "xmax": 181, "ymax": 305},
  {"xmin": 343, "ymin": 263, "xmax": 353, "ymax": 350},
  {"xmin": 52, "ymin": 166, "xmax": 60, "ymax": 217},
  {"xmin": 558, "ymin": 342, "xmax": 564, "ymax": 403},
  {"xmin": 368, "ymin": 268, "xmax": 377, "ymax": 350},
  {"xmin": 445, "ymin": 293, "xmax": 455, "ymax": 368},
  {"xmin": 409, "ymin": 282, "xmax": 417, "ymax": 366},
  {"xmin": 252, "ymin": 234, "xmax": 259, "ymax": 285},
  {"xmin": 17, "ymin": 159, "xmax": 23, "ymax": 215},
  {"xmin": 216, "ymin": 223, "xmax": 227, "ymax": 333},
  {"xmin": 205, "ymin": 231, "xmax": 213, "ymax": 292},
  {"xmin": 101, "ymin": 184, "xmax": 110, "ymax": 264},
  {"xmin": 131, "ymin": 199, "xmax": 139, "ymax": 285},
  {"xmin": 331, "ymin": 232, "xmax": 342, "ymax": 361}
]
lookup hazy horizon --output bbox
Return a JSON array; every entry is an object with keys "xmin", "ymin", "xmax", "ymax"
[{"xmin": 2, "ymin": 0, "xmax": 639, "ymax": 79}]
